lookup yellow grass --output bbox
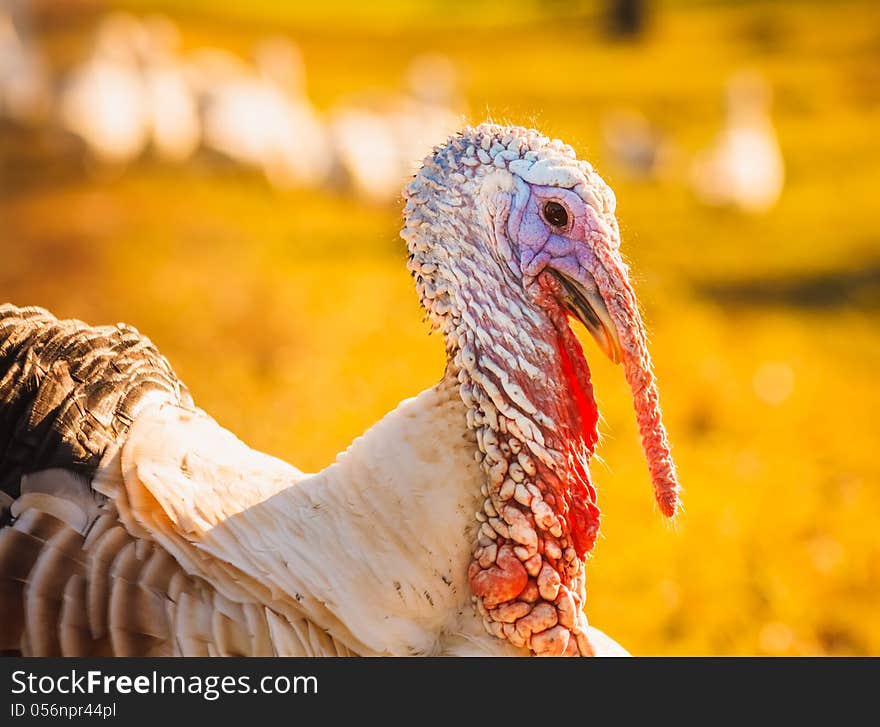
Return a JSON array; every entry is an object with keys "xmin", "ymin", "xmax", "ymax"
[{"xmin": 2, "ymin": 0, "xmax": 878, "ymax": 654}]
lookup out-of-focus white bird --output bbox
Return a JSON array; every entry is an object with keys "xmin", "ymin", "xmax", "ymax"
[
  {"xmin": 690, "ymin": 71, "xmax": 784, "ymax": 213},
  {"xmin": 59, "ymin": 13, "xmax": 151, "ymax": 166},
  {"xmin": 327, "ymin": 108, "xmax": 400, "ymax": 202},
  {"xmin": 327, "ymin": 53, "xmax": 463, "ymax": 204},
  {"xmin": 184, "ymin": 46, "xmax": 250, "ymax": 112},
  {"xmin": 139, "ymin": 15, "xmax": 200, "ymax": 163},
  {"xmin": 197, "ymin": 38, "xmax": 331, "ymax": 188},
  {"xmin": 0, "ymin": 7, "xmax": 51, "ymax": 125},
  {"xmin": 601, "ymin": 109, "xmax": 676, "ymax": 181}
]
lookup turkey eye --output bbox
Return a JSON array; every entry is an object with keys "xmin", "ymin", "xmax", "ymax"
[{"xmin": 543, "ymin": 201, "xmax": 569, "ymax": 228}]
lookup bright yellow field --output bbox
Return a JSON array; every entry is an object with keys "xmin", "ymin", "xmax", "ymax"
[{"xmin": 2, "ymin": 0, "xmax": 878, "ymax": 654}]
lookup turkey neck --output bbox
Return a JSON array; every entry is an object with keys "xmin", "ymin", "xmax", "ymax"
[
  {"xmin": 404, "ymin": 155, "xmax": 602, "ymax": 656},
  {"xmin": 441, "ymin": 275, "xmax": 599, "ymax": 656}
]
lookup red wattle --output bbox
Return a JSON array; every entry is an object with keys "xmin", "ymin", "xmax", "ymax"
[
  {"xmin": 556, "ymin": 323, "xmax": 599, "ymax": 451},
  {"xmin": 553, "ymin": 325, "xmax": 601, "ymax": 558}
]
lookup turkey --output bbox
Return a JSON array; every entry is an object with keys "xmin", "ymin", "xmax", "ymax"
[
  {"xmin": 326, "ymin": 53, "xmax": 463, "ymax": 203},
  {"xmin": 138, "ymin": 15, "xmax": 201, "ymax": 164},
  {"xmin": 690, "ymin": 70, "xmax": 785, "ymax": 213},
  {"xmin": 0, "ymin": 4, "xmax": 50, "ymax": 126},
  {"xmin": 0, "ymin": 123, "xmax": 680, "ymax": 657},
  {"xmin": 195, "ymin": 38, "xmax": 332, "ymax": 189},
  {"xmin": 58, "ymin": 13, "xmax": 152, "ymax": 167}
]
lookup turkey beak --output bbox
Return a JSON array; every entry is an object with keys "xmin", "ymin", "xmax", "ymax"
[{"xmin": 553, "ymin": 271, "xmax": 624, "ymax": 365}]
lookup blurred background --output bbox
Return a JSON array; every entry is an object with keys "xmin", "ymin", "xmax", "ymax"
[{"xmin": 1, "ymin": 0, "xmax": 878, "ymax": 655}]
